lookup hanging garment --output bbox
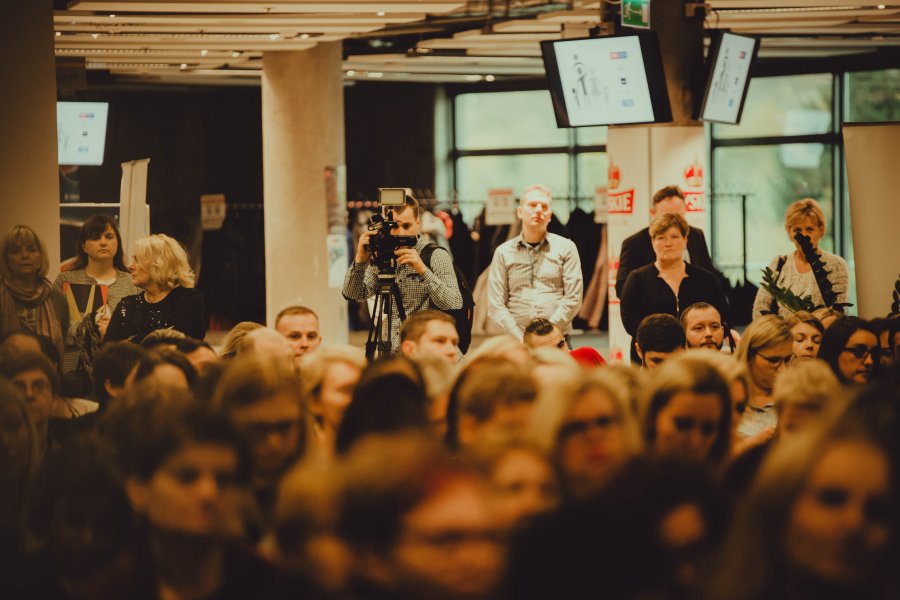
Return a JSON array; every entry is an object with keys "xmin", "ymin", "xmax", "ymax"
[{"xmin": 578, "ymin": 225, "xmax": 609, "ymax": 329}]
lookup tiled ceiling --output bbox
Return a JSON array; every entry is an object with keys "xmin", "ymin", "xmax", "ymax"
[{"xmin": 54, "ymin": 0, "xmax": 900, "ymax": 86}]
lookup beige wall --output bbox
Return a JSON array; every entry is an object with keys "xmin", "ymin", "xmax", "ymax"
[{"xmin": 0, "ymin": 0, "xmax": 60, "ymax": 274}]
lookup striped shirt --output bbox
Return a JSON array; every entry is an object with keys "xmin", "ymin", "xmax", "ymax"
[
  {"xmin": 342, "ymin": 236, "xmax": 462, "ymax": 353},
  {"xmin": 487, "ymin": 233, "xmax": 583, "ymax": 339}
]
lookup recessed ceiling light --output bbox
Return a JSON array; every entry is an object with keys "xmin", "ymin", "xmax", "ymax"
[
  {"xmin": 346, "ymin": 69, "xmax": 356, "ymax": 76},
  {"xmin": 109, "ymin": 13, "xmax": 116, "ymax": 18},
  {"xmin": 55, "ymin": 31, "xmax": 61, "ymax": 37},
  {"xmin": 377, "ymin": 11, "xmax": 386, "ymax": 16},
  {"xmin": 200, "ymin": 49, "xmax": 208, "ymax": 56},
  {"xmin": 367, "ymin": 71, "xmax": 384, "ymax": 78},
  {"xmin": 485, "ymin": 74, "xmax": 496, "ymax": 82},
  {"xmin": 180, "ymin": 63, "xmax": 187, "ymax": 69},
  {"xmin": 465, "ymin": 74, "xmax": 483, "ymax": 81},
  {"xmin": 232, "ymin": 51, "xmax": 241, "ymax": 57},
  {"xmin": 300, "ymin": 33, "xmax": 310, "ymax": 39},
  {"xmin": 90, "ymin": 33, "xmax": 100, "ymax": 39},
  {"xmin": 877, "ymin": 3, "xmax": 886, "ymax": 8}
]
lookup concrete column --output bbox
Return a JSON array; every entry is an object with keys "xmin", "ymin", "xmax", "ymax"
[
  {"xmin": 0, "ymin": 1, "xmax": 60, "ymax": 273},
  {"xmin": 262, "ymin": 43, "xmax": 348, "ymax": 343}
]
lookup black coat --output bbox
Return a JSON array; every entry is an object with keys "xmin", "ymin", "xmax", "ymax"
[
  {"xmin": 619, "ymin": 262, "xmax": 729, "ymax": 337},
  {"xmin": 615, "ymin": 226, "xmax": 715, "ymax": 299}
]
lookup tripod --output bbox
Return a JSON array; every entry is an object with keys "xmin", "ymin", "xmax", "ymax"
[{"xmin": 365, "ymin": 271, "xmax": 405, "ymax": 361}]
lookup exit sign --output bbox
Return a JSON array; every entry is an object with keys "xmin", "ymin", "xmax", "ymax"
[{"xmin": 622, "ymin": 0, "xmax": 650, "ymax": 29}]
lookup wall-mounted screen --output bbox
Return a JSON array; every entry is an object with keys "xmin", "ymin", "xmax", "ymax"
[
  {"xmin": 540, "ymin": 33, "xmax": 672, "ymax": 127},
  {"xmin": 57, "ymin": 101, "xmax": 109, "ymax": 166},
  {"xmin": 699, "ymin": 32, "xmax": 759, "ymax": 125}
]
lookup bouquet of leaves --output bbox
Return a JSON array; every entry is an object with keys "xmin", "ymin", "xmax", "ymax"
[
  {"xmin": 890, "ymin": 274, "xmax": 900, "ymax": 318},
  {"xmin": 760, "ymin": 232, "xmax": 853, "ymax": 314}
]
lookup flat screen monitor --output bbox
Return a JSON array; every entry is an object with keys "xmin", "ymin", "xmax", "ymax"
[
  {"xmin": 699, "ymin": 32, "xmax": 759, "ymax": 124},
  {"xmin": 540, "ymin": 33, "xmax": 671, "ymax": 127},
  {"xmin": 57, "ymin": 101, "xmax": 109, "ymax": 166}
]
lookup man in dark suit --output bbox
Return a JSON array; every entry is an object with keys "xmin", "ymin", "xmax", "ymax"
[{"xmin": 614, "ymin": 185, "xmax": 716, "ymax": 299}]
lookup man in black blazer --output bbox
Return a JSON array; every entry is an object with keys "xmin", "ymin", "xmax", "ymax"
[{"xmin": 614, "ymin": 185, "xmax": 716, "ymax": 299}]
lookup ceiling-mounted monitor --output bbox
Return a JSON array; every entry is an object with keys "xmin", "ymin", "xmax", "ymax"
[
  {"xmin": 57, "ymin": 101, "xmax": 109, "ymax": 166},
  {"xmin": 699, "ymin": 32, "xmax": 759, "ymax": 125},
  {"xmin": 540, "ymin": 33, "xmax": 672, "ymax": 127}
]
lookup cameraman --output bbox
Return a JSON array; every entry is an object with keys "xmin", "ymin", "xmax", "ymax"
[{"xmin": 342, "ymin": 194, "xmax": 462, "ymax": 354}]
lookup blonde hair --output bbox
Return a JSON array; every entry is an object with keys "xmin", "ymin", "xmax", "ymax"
[
  {"xmin": 772, "ymin": 359, "xmax": 842, "ymax": 414},
  {"xmin": 784, "ymin": 198, "xmax": 826, "ymax": 233},
  {"xmin": 132, "ymin": 234, "xmax": 195, "ymax": 290},
  {"xmin": 298, "ymin": 345, "xmax": 366, "ymax": 401},
  {"xmin": 1, "ymin": 225, "xmax": 49, "ymax": 280},
  {"xmin": 735, "ymin": 315, "xmax": 792, "ymax": 364},
  {"xmin": 219, "ymin": 321, "xmax": 263, "ymax": 359},
  {"xmin": 530, "ymin": 369, "xmax": 641, "ymax": 455},
  {"xmin": 465, "ymin": 334, "xmax": 531, "ymax": 365},
  {"xmin": 529, "ymin": 347, "xmax": 578, "ymax": 367},
  {"xmin": 648, "ymin": 212, "xmax": 689, "ymax": 239}
]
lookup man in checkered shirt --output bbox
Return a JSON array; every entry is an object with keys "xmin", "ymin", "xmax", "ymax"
[
  {"xmin": 342, "ymin": 194, "xmax": 462, "ymax": 354},
  {"xmin": 487, "ymin": 184, "xmax": 583, "ymax": 343}
]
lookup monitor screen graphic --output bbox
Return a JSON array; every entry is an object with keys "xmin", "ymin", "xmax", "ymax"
[
  {"xmin": 57, "ymin": 101, "xmax": 109, "ymax": 166},
  {"xmin": 700, "ymin": 33, "xmax": 758, "ymax": 124}
]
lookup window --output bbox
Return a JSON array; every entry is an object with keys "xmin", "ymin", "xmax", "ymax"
[{"xmin": 450, "ymin": 89, "xmax": 607, "ymax": 225}]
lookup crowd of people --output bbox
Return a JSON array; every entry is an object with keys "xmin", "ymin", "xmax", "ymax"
[{"xmin": 0, "ymin": 184, "xmax": 898, "ymax": 600}]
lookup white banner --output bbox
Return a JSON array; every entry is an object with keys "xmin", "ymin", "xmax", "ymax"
[
  {"xmin": 843, "ymin": 123, "xmax": 899, "ymax": 318},
  {"xmin": 607, "ymin": 126, "xmax": 708, "ymax": 363},
  {"xmin": 485, "ymin": 187, "xmax": 517, "ymax": 225}
]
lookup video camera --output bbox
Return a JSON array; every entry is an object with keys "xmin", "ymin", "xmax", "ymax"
[{"xmin": 367, "ymin": 188, "xmax": 417, "ymax": 273}]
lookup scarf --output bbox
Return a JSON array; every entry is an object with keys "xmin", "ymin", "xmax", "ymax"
[{"xmin": 0, "ymin": 277, "xmax": 65, "ymax": 358}]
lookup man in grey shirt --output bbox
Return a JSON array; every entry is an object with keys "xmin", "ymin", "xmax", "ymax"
[
  {"xmin": 342, "ymin": 194, "xmax": 462, "ymax": 354},
  {"xmin": 487, "ymin": 184, "xmax": 583, "ymax": 342}
]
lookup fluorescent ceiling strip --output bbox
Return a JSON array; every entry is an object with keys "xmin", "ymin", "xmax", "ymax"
[
  {"xmin": 56, "ymin": 23, "xmax": 384, "ymax": 33},
  {"xmin": 58, "ymin": 40, "xmax": 322, "ymax": 49},
  {"xmin": 55, "ymin": 11, "xmax": 425, "ymax": 24},
  {"xmin": 68, "ymin": 1, "xmax": 466, "ymax": 14},
  {"xmin": 709, "ymin": 0, "xmax": 898, "ymax": 9}
]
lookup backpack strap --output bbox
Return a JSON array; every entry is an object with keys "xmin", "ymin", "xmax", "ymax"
[{"xmin": 420, "ymin": 242, "xmax": 441, "ymax": 269}]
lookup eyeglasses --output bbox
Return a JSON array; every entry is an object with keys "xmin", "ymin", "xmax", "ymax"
[
  {"xmin": 755, "ymin": 352, "xmax": 793, "ymax": 367},
  {"xmin": 673, "ymin": 417, "xmax": 717, "ymax": 437},
  {"xmin": 842, "ymin": 345, "xmax": 878, "ymax": 360},
  {"xmin": 558, "ymin": 415, "xmax": 619, "ymax": 439}
]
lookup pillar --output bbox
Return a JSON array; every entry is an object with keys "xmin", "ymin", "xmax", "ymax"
[
  {"xmin": 0, "ymin": 0, "xmax": 60, "ymax": 272},
  {"xmin": 262, "ymin": 43, "xmax": 348, "ymax": 343}
]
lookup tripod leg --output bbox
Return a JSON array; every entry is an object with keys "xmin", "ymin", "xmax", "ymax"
[{"xmin": 365, "ymin": 292, "xmax": 383, "ymax": 360}]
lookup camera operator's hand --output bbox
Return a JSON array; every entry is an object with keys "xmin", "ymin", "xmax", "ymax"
[
  {"xmin": 355, "ymin": 231, "xmax": 375, "ymax": 264},
  {"xmin": 395, "ymin": 247, "xmax": 426, "ymax": 275}
]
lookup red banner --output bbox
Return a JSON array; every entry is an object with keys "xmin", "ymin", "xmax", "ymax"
[{"xmin": 608, "ymin": 189, "xmax": 635, "ymax": 214}]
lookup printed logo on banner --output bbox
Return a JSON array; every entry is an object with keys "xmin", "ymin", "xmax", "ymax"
[
  {"xmin": 682, "ymin": 157, "xmax": 705, "ymax": 213},
  {"xmin": 608, "ymin": 189, "xmax": 635, "ymax": 214}
]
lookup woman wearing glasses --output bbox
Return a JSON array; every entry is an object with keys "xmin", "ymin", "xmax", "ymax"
[
  {"xmin": 639, "ymin": 353, "xmax": 732, "ymax": 468},
  {"xmin": 818, "ymin": 316, "xmax": 879, "ymax": 385},
  {"xmin": 734, "ymin": 315, "xmax": 794, "ymax": 440}
]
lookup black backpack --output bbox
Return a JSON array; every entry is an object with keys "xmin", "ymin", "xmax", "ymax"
[{"xmin": 420, "ymin": 243, "xmax": 476, "ymax": 354}]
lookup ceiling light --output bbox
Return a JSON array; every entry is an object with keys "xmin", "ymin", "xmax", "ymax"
[
  {"xmin": 200, "ymin": 49, "xmax": 208, "ymax": 56},
  {"xmin": 91, "ymin": 33, "xmax": 100, "ymax": 39},
  {"xmin": 485, "ymin": 74, "xmax": 495, "ymax": 82},
  {"xmin": 109, "ymin": 13, "xmax": 116, "ymax": 18},
  {"xmin": 877, "ymin": 3, "xmax": 886, "ymax": 7},
  {"xmin": 180, "ymin": 63, "xmax": 187, "ymax": 69},
  {"xmin": 55, "ymin": 31, "xmax": 61, "ymax": 37},
  {"xmin": 269, "ymin": 33, "xmax": 280, "ymax": 41},
  {"xmin": 346, "ymin": 69, "xmax": 356, "ymax": 76},
  {"xmin": 232, "ymin": 51, "xmax": 241, "ymax": 57},
  {"xmin": 377, "ymin": 11, "xmax": 386, "ymax": 16},
  {"xmin": 367, "ymin": 71, "xmax": 384, "ymax": 78},
  {"xmin": 465, "ymin": 74, "xmax": 483, "ymax": 81},
  {"xmin": 300, "ymin": 33, "xmax": 310, "ymax": 39}
]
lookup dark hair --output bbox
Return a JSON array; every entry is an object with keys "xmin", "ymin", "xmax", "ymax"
[
  {"xmin": 637, "ymin": 314, "xmax": 686, "ymax": 354},
  {"xmin": 125, "ymin": 402, "xmax": 251, "ymax": 483},
  {"xmin": 524, "ymin": 318, "xmax": 558, "ymax": 339},
  {"xmin": 335, "ymin": 371, "xmax": 429, "ymax": 455},
  {"xmin": 93, "ymin": 342, "xmax": 148, "ymax": 404},
  {"xmin": 27, "ymin": 436, "xmax": 135, "ymax": 580},
  {"xmin": 174, "ymin": 336, "xmax": 213, "ymax": 355},
  {"xmin": 0, "ymin": 350, "xmax": 60, "ymax": 397},
  {"xmin": 818, "ymin": 316, "xmax": 878, "ymax": 383},
  {"xmin": 140, "ymin": 328, "xmax": 187, "ymax": 350},
  {"xmin": 72, "ymin": 214, "xmax": 127, "ymax": 271},
  {"xmin": 132, "ymin": 348, "xmax": 197, "ymax": 387},
  {"xmin": 0, "ymin": 330, "xmax": 61, "ymax": 370},
  {"xmin": 652, "ymin": 185, "xmax": 685, "ymax": 206},
  {"xmin": 400, "ymin": 309, "xmax": 456, "ymax": 343}
]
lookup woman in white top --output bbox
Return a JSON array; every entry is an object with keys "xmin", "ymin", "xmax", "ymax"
[{"xmin": 752, "ymin": 198, "xmax": 849, "ymax": 319}]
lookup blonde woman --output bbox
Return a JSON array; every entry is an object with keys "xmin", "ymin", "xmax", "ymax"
[
  {"xmin": 531, "ymin": 369, "xmax": 641, "ymax": 499},
  {"xmin": 752, "ymin": 198, "xmax": 849, "ymax": 318},
  {"xmin": 105, "ymin": 234, "xmax": 205, "ymax": 343}
]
